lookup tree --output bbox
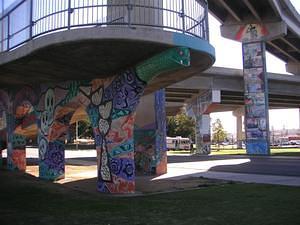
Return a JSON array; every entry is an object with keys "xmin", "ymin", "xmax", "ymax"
[
  {"xmin": 212, "ymin": 118, "xmax": 227, "ymax": 147},
  {"xmin": 167, "ymin": 113, "xmax": 195, "ymax": 140}
]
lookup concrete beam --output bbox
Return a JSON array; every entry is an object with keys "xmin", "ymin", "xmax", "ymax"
[
  {"xmin": 221, "ymin": 21, "xmax": 287, "ymax": 42},
  {"xmin": 286, "ymin": 62, "xmax": 300, "ymax": 75}
]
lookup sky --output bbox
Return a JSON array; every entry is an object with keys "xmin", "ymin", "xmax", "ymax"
[{"xmin": 209, "ymin": 1, "xmax": 300, "ymax": 134}]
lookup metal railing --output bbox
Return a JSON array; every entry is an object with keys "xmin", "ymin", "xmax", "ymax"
[{"xmin": 0, "ymin": 0, "xmax": 209, "ymax": 52}]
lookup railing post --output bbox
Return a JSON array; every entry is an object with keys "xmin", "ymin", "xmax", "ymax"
[
  {"xmin": 127, "ymin": 0, "xmax": 132, "ymax": 28},
  {"xmin": 204, "ymin": 0, "xmax": 209, "ymax": 41},
  {"xmin": 68, "ymin": 0, "xmax": 71, "ymax": 29},
  {"xmin": 7, "ymin": 15, "xmax": 9, "ymax": 51},
  {"xmin": 181, "ymin": 0, "xmax": 185, "ymax": 34},
  {"xmin": 29, "ymin": 0, "xmax": 33, "ymax": 39}
]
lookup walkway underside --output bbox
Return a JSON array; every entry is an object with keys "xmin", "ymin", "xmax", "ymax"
[{"xmin": 0, "ymin": 28, "xmax": 214, "ymax": 93}]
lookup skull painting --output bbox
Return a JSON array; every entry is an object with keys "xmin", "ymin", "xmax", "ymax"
[
  {"xmin": 39, "ymin": 137, "xmax": 48, "ymax": 160},
  {"xmin": 41, "ymin": 111, "xmax": 49, "ymax": 135},
  {"xmin": 44, "ymin": 89, "xmax": 55, "ymax": 127}
]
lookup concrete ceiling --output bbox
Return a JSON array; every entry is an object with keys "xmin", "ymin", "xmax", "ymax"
[{"xmin": 207, "ymin": 0, "xmax": 300, "ymax": 64}]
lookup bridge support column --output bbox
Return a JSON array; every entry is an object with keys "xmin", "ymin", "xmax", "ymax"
[
  {"xmin": 38, "ymin": 88, "xmax": 65, "ymax": 180},
  {"xmin": 221, "ymin": 22, "xmax": 287, "ymax": 155},
  {"xmin": 0, "ymin": 91, "xmax": 9, "ymax": 169},
  {"xmin": 134, "ymin": 89, "xmax": 167, "ymax": 175},
  {"xmin": 186, "ymin": 90, "xmax": 220, "ymax": 155},
  {"xmin": 233, "ymin": 108, "xmax": 244, "ymax": 149},
  {"xmin": 6, "ymin": 111, "xmax": 27, "ymax": 171},
  {"xmin": 0, "ymin": 111, "xmax": 7, "ymax": 168},
  {"xmin": 242, "ymin": 41, "xmax": 270, "ymax": 154},
  {"xmin": 90, "ymin": 47, "xmax": 189, "ymax": 193},
  {"xmin": 195, "ymin": 114, "xmax": 211, "ymax": 154}
]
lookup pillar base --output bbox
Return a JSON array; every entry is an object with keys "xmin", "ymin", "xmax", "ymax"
[{"xmin": 39, "ymin": 141, "xmax": 65, "ymax": 181}]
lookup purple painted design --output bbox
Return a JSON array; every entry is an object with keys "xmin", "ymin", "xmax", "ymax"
[
  {"xmin": 110, "ymin": 158, "xmax": 135, "ymax": 181},
  {"xmin": 43, "ymin": 141, "xmax": 65, "ymax": 175},
  {"xmin": 103, "ymin": 70, "xmax": 145, "ymax": 112},
  {"xmin": 97, "ymin": 181, "xmax": 110, "ymax": 193}
]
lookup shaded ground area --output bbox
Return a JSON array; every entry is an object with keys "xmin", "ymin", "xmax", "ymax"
[
  {"xmin": 26, "ymin": 164, "xmax": 226, "ymax": 194},
  {"xmin": 1, "ymin": 169, "xmax": 300, "ymax": 225}
]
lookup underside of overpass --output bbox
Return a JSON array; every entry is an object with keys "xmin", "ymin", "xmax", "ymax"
[
  {"xmin": 165, "ymin": 67, "xmax": 300, "ymax": 116},
  {"xmin": 207, "ymin": 0, "xmax": 300, "ymax": 70}
]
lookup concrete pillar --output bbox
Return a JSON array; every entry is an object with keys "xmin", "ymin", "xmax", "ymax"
[
  {"xmin": 242, "ymin": 42, "xmax": 270, "ymax": 155},
  {"xmin": 107, "ymin": 0, "xmax": 163, "ymax": 26},
  {"xmin": 195, "ymin": 114, "xmax": 211, "ymax": 154},
  {"xmin": 81, "ymin": 47, "xmax": 189, "ymax": 193},
  {"xmin": 236, "ymin": 114, "xmax": 243, "ymax": 149},
  {"xmin": 186, "ymin": 90, "xmax": 220, "ymax": 155},
  {"xmin": 1, "ymin": 87, "xmax": 37, "ymax": 170},
  {"xmin": 232, "ymin": 108, "xmax": 244, "ymax": 149},
  {"xmin": 6, "ymin": 111, "xmax": 27, "ymax": 171},
  {"xmin": 221, "ymin": 22, "xmax": 287, "ymax": 155},
  {"xmin": 0, "ymin": 111, "xmax": 6, "ymax": 167},
  {"xmin": 134, "ymin": 89, "xmax": 167, "ymax": 175},
  {"xmin": 84, "ymin": 72, "xmax": 142, "ymax": 193},
  {"xmin": 38, "ymin": 88, "xmax": 66, "ymax": 180}
]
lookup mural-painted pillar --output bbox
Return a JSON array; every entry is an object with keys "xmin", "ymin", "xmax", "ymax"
[
  {"xmin": 6, "ymin": 112, "xmax": 27, "ymax": 171},
  {"xmin": 134, "ymin": 89, "xmax": 167, "ymax": 175},
  {"xmin": 186, "ymin": 90, "xmax": 220, "ymax": 155},
  {"xmin": 4, "ymin": 86, "xmax": 38, "ymax": 171},
  {"xmin": 221, "ymin": 22, "xmax": 287, "ymax": 155},
  {"xmin": 195, "ymin": 114, "xmax": 211, "ymax": 154},
  {"xmin": 242, "ymin": 42, "xmax": 270, "ymax": 155},
  {"xmin": 233, "ymin": 108, "xmax": 244, "ymax": 149},
  {"xmin": 83, "ymin": 47, "xmax": 190, "ymax": 193},
  {"xmin": 0, "ymin": 111, "xmax": 7, "ymax": 167},
  {"xmin": 0, "ymin": 90, "xmax": 9, "ymax": 168},
  {"xmin": 38, "ymin": 88, "xmax": 66, "ymax": 180}
]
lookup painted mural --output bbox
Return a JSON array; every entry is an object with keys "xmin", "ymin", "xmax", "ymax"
[
  {"xmin": 186, "ymin": 90, "xmax": 214, "ymax": 155},
  {"xmin": 235, "ymin": 24, "xmax": 268, "ymax": 42},
  {"xmin": 0, "ymin": 47, "xmax": 190, "ymax": 194},
  {"xmin": 134, "ymin": 89, "xmax": 167, "ymax": 175},
  {"xmin": 195, "ymin": 114, "xmax": 211, "ymax": 155},
  {"xmin": 243, "ymin": 41, "xmax": 270, "ymax": 155},
  {"xmin": 0, "ymin": 90, "xmax": 9, "ymax": 167},
  {"xmin": 0, "ymin": 87, "xmax": 38, "ymax": 171}
]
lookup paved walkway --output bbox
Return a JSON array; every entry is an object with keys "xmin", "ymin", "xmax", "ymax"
[
  {"xmin": 3, "ymin": 148, "xmax": 300, "ymax": 188},
  {"xmin": 155, "ymin": 160, "xmax": 300, "ymax": 187}
]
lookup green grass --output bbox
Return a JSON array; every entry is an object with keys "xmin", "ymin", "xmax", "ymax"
[
  {"xmin": 168, "ymin": 148, "xmax": 300, "ymax": 157},
  {"xmin": 211, "ymin": 148, "xmax": 300, "ymax": 157},
  {"xmin": 0, "ymin": 170, "xmax": 300, "ymax": 225}
]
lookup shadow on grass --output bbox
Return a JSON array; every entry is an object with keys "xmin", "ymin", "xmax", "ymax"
[{"xmin": 1, "ymin": 169, "xmax": 300, "ymax": 225}]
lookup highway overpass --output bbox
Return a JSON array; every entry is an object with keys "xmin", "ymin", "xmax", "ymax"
[{"xmin": 166, "ymin": 66, "xmax": 300, "ymax": 115}]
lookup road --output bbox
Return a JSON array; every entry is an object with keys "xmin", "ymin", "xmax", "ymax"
[{"xmin": 168, "ymin": 155, "xmax": 300, "ymax": 177}]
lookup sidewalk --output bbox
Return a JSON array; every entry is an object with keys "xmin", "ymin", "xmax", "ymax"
[{"xmin": 154, "ymin": 160, "xmax": 300, "ymax": 187}]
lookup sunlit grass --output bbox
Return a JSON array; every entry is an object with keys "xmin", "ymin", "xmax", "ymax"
[{"xmin": 168, "ymin": 147, "xmax": 300, "ymax": 157}]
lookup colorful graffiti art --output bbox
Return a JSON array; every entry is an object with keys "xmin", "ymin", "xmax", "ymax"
[
  {"xmin": 38, "ymin": 85, "xmax": 80, "ymax": 180},
  {"xmin": 154, "ymin": 89, "xmax": 167, "ymax": 175},
  {"xmin": 243, "ymin": 41, "xmax": 270, "ymax": 155},
  {"xmin": 0, "ymin": 47, "xmax": 190, "ymax": 194},
  {"xmin": 134, "ymin": 89, "xmax": 168, "ymax": 175},
  {"xmin": 195, "ymin": 114, "xmax": 211, "ymax": 155},
  {"xmin": 236, "ymin": 24, "xmax": 268, "ymax": 42}
]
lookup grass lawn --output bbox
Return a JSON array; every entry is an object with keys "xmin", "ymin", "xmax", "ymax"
[
  {"xmin": 211, "ymin": 148, "xmax": 300, "ymax": 157},
  {"xmin": 1, "ymin": 170, "xmax": 300, "ymax": 225},
  {"xmin": 168, "ymin": 148, "xmax": 300, "ymax": 157}
]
